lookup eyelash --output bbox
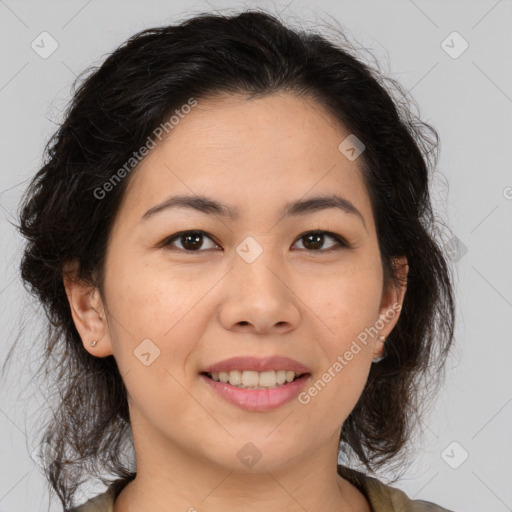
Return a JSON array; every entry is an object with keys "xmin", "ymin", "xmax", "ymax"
[{"xmin": 161, "ymin": 230, "xmax": 350, "ymax": 253}]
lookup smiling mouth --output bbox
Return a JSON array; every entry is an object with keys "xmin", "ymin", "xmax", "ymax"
[{"xmin": 200, "ymin": 370, "xmax": 308, "ymax": 389}]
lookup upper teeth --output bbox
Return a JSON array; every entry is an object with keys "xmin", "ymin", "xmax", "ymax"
[{"xmin": 210, "ymin": 370, "xmax": 299, "ymax": 388}]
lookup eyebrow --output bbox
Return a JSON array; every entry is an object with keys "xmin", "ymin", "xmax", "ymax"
[{"xmin": 140, "ymin": 193, "xmax": 366, "ymax": 229}]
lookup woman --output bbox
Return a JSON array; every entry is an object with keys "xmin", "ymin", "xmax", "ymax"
[{"xmin": 15, "ymin": 9, "xmax": 455, "ymax": 512}]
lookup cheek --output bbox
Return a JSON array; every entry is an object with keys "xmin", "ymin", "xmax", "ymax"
[
  {"xmin": 295, "ymin": 258, "xmax": 382, "ymax": 419},
  {"xmin": 306, "ymin": 253, "xmax": 383, "ymax": 343},
  {"xmin": 102, "ymin": 260, "xmax": 209, "ymax": 428},
  {"xmin": 102, "ymin": 252, "xmax": 213, "ymax": 373},
  {"xmin": 105, "ymin": 245, "xmax": 217, "ymax": 328},
  {"xmin": 298, "ymin": 306, "xmax": 377, "ymax": 429}
]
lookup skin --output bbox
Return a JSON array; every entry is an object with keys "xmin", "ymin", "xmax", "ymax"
[{"xmin": 64, "ymin": 92, "xmax": 408, "ymax": 512}]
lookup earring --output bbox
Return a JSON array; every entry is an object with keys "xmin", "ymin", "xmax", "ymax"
[
  {"xmin": 90, "ymin": 340, "xmax": 98, "ymax": 347},
  {"xmin": 372, "ymin": 335, "xmax": 386, "ymax": 363}
]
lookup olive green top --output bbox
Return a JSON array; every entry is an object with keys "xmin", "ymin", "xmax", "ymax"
[{"xmin": 69, "ymin": 464, "xmax": 453, "ymax": 512}]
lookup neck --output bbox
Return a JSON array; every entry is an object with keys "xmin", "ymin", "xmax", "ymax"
[{"xmin": 113, "ymin": 420, "xmax": 368, "ymax": 512}]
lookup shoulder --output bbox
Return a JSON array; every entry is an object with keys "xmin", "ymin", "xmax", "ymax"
[
  {"xmin": 67, "ymin": 486, "xmax": 115, "ymax": 512},
  {"xmin": 337, "ymin": 464, "xmax": 454, "ymax": 512},
  {"xmin": 363, "ymin": 474, "xmax": 454, "ymax": 512}
]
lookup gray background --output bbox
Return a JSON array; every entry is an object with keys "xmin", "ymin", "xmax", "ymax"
[{"xmin": 1, "ymin": 1, "xmax": 511, "ymax": 511}]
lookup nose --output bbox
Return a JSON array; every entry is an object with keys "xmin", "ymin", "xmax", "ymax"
[{"xmin": 217, "ymin": 253, "xmax": 301, "ymax": 335}]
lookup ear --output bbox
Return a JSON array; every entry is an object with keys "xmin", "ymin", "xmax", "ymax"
[
  {"xmin": 62, "ymin": 260, "xmax": 113, "ymax": 358},
  {"xmin": 373, "ymin": 255, "xmax": 408, "ymax": 360}
]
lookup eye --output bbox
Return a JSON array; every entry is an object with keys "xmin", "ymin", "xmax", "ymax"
[
  {"xmin": 162, "ymin": 230, "xmax": 220, "ymax": 252},
  {"xmin": 161, "ymin": 229, "xmax": 349, "ymax": 253},
  {"xmin": 292, "ymin": 230, "xmax": 349, "ymax": 252}
]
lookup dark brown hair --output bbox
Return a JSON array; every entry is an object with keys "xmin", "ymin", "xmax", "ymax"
[{"xmin": 5, "ymin": 9, "xmax": 455, "ymax": 509}]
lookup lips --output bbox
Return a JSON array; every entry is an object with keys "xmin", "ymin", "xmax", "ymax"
[
  {"xmin": 199, "ymin": 372, "xmax": 311, "ymax": 412},
  {"xmin": 200, "ymin": 355, "xmax": 311, "ymax": 375}
]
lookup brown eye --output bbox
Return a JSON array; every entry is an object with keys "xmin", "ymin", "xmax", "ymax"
[
  {"xmin": 293, "ymin": 231, "xmax": 348, "ymax": 252},
  {"xmin": 163, "ymin": 230, "xmax": 220, "ymax": 251}
]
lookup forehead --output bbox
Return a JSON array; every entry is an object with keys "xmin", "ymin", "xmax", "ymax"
[{"xmin": 118, "ymin": 92, "xmax": 373, "ymax": 226}]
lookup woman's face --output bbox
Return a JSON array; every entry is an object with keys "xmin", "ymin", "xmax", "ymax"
[{"xmin": 68, "ymin": 92, "xmax": 406, "ymax": 473}]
